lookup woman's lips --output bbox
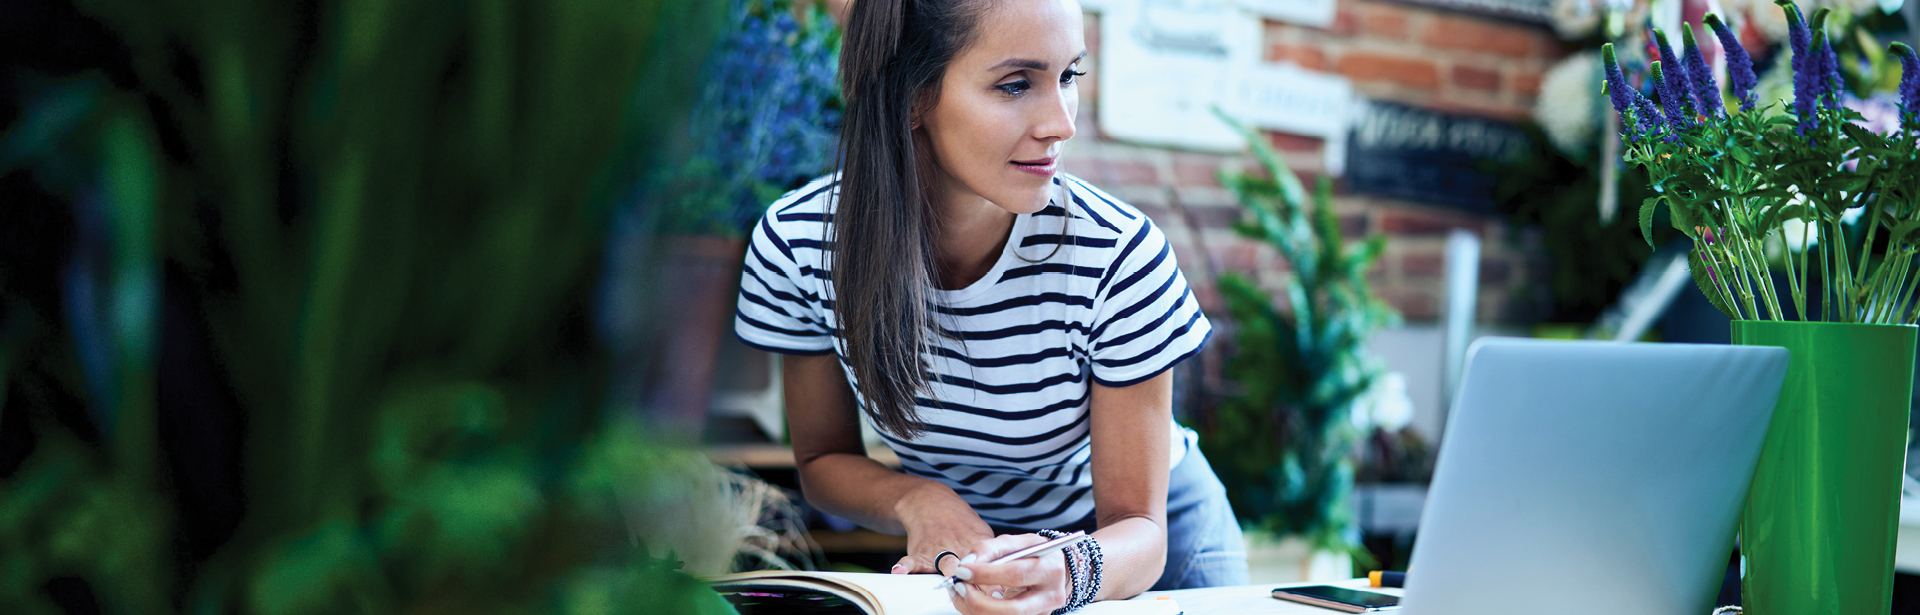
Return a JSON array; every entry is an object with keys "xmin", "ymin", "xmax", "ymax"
[{"xmin": 1011, "ymin": 156, "xmax": 1057, "ymax": 176}]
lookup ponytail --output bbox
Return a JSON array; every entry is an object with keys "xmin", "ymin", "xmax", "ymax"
[{"xmin": 832, "ymin": 0, "xmax": 986, "ymax": 438}]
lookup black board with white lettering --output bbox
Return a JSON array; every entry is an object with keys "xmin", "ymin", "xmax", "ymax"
[{"xmin": 1343, "ymin": 101, "xmax": 1531, "ymax": 214}]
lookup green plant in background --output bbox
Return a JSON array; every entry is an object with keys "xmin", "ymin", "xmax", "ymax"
[
  {"xmin": 1199, "ymin": 115, "xmax": 1401, "ymax": 555},
  {"xmin": 0, "ymin": 0, "xmax": 755, "ymax": 613},
  {"xmin": 1603, "ymin": 4, "xmax": 1920, "ymax": 324},
  {"xmin": 1492, "ymin": 126, "xmax": 1677, "ymax": 323}
]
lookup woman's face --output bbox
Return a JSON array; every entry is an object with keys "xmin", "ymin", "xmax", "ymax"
[{"xmin": 917, "ymin": 0, "xmax": 1085, "ymax": 216}]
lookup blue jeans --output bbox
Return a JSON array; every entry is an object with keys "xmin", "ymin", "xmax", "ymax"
[
  {"xmin": 1005, "ymin": 446, "xmax": 1250, "ymax": 590},
  {"xmin": 1151, "ymin": 446, "xmax": 1249, "ymax": 590}
]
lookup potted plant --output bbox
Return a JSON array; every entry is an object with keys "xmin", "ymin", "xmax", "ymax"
[
  {"xmin": 1200, "ymin": 115, "xmax": 1401, "ymax": 580},
  {"xmin": 0, "ymin": 0, "xmax": 750, "ymax": 611},
  {"xmin": 1602, "ymin": 3, "xmax": 1920, "ymax": 612},
  {"xmin": 642, "ymin": 0, "xmax": 841, "ymax": 440}
]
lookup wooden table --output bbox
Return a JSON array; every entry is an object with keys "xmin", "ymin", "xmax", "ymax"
[
  {"xmin": 705, "ymin": 443, "xmax": 900, "ymax": 468},
  {"xmin": 1131, "ymin": 579, "xmax": 1401, "ymax": 614}
]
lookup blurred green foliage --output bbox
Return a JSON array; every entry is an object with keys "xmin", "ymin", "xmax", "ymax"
[
  {"xmin": 1199, "ymin": 116, "xmax": 1400, "ymax": 556},
  {"xmin": 1491, "ymin": 125, "xmax": 1673, "ymax": 324},
  {"xmin": 0, "ymin": 0, "xmax": 744, "ymax": 612}
]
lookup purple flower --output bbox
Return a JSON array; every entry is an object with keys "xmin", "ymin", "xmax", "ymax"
[
  {"xmin": 1634, "ymin": 95, "xmax": 1667, "ymax": 142},
  {"xmin": 1783, "ymin": 1, "xmax": 1810, "ymax": 69},
  {"xmin": 1894, "ymin": 42, "xmax": 1920, "ymax": 126},
  {"xmin": 1785, "ymin": 5, "xmax": 1819, "ymax": 133},
  {"xmin": 1603, "ymin": 44, "xmax": 1665, "ymax": 142},
  {"xmin": 1651, "ymin": 61, "xmax": 1686, "ymax": 142},
  {"xmin": 1811, "ymin": 8, "xmax": 1843, "ymax": 111},
  {"xmin": 1652, "ymin": 29, "xmax": 1695, "ymax": 126},
  {"xmin": 1705, "ymin": 14, "xmax": 1758, "ymax": 110},
  {"xmin": 1681, "ymin": 26, "xmax": 1722, "ymax": 118},
  {"xmin": 1602, "ymin": 44, "xmax": 1636, "ymax": 117}
]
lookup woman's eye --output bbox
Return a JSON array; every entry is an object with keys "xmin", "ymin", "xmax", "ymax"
[
  {"xmin": 1061, "ymin": 69, "xmax": 1086, "ymax": 85},
  {"xmin": 996, "ymin": 80, "xmax": 1032, "ymax": 96}
]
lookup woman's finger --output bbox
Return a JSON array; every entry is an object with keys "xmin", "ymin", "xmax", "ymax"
[
  {"xmin": 952, "ymin": 579, "xmax": 1068, "ymax": 615},
  {"xmin": 960, "ymin": 552, "xmax": 1055, "ymax": 590},
  {"xmin": 964, "ymin": 533, "xmax": 1048, "ymax": 561}
]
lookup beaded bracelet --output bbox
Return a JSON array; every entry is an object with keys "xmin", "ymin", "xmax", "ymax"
[{"xmin": 1037, "ymin": 529, "xmax": 1103, "ymax": 614}]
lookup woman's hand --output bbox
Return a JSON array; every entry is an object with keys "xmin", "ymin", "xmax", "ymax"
[
  {"xmin": 893, "ymin": 482, "xmax": 995, "ymax": 575},
  {"xmin": 949, "ymin": 534, "xmax": 1071, "ymax": 615}
]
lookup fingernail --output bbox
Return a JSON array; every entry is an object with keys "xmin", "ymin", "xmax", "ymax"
[
  {"xmin": 956, "ymin": 566, "xmax": 973, "ymax": 581},
  {"xmin": 955, "ymin": 583, "xmax": 969, "ymax": 598},
  {"xmin": 993, "ymin": 591, "xmax": 1005, "ymax": 599},
  {"xmin": 961, "ymin": 554, "xmax": 977, "ymax": 564},
  {"xmin": 892, "ymin": 564, "xmax": 904, "ymax": 574}
]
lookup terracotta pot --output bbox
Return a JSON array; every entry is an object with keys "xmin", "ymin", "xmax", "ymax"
[{"xmin": 647, "ymin": 235, "xmax": 748, "ymax": 442}]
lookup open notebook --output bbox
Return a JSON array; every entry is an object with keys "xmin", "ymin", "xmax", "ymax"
[{"xmin": 710, "ymin": 571, "xmax": 1182, "ymax": 615}]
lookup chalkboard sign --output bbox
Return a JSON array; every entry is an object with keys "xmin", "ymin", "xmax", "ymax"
[
  {"xmin": 1389, "ymin": 0, "xmax": 1551, "ymax": 22},
  {"xmin": 1343, "ymin": 101, "xmax": 1531, "ymax": 214}
]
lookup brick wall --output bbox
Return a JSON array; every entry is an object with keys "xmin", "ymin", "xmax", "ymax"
[{"xmin": 1064, "ymin": 1, "xmax": 1564, "ymax": 327}]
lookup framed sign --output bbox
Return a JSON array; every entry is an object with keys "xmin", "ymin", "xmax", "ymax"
[
  {"xmin": 1097, "ymin": 0, "xmax": 1264, "ymax": 152},
  {"xmin": 1343, "ymin": 101, "xmax": 1531, "ymax": 214}
]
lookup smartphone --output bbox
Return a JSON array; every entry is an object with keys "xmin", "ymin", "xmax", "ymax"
[{"xmin": 1270, "ymin": 585, "xmax": 1401, "ymax": 613}]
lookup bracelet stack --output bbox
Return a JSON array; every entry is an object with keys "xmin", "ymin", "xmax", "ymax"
[{"xmin": 1036, "ymin": 529, "xmax": 1103, "ymax": 613}]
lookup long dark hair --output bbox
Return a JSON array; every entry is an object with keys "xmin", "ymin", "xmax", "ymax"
[{"xmin": 832, "ymin": 0, "xmax": 987, "ymax": 438}]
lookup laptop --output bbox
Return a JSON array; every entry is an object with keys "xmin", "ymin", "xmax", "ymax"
[{"xmin": 1400, "ymin": 339, "xmax": 1789, "ymax": 615}]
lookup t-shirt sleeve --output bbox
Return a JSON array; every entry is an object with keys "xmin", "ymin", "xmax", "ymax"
[
  {"xmin": 734, "ymin": 215, "xmax": 836, "ymax": 355},
  {"xmin": 1089, "ymin": 219, "xmax": 1212, "ymax": 387}
]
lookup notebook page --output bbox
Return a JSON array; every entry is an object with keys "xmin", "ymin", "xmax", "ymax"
[{"xmin": 803, "ymin": 573, "xmax": 1184, "ymax": 615}]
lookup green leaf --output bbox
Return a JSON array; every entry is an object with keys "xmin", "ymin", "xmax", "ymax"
[
  {"xmin": 1689, "ymin": 249, "xmax": 1738, "ymax": 320},
  {"xmin": 1889, "ymin": 220, "xmax": 1920, "ymax": 247},
  {"xmin": 1640, "ymin": 196, "xmax": 1663, "ymax": 247}
]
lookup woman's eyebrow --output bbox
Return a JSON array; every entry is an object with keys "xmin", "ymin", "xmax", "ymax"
[{"xmin": 986, "ymin": 50, "xmax": 1089, "ymax": 72}]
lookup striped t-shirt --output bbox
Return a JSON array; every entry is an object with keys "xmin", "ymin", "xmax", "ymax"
[{"xmin": 734, "ymin": 173, "xmax": 1212, "ymax": 531}]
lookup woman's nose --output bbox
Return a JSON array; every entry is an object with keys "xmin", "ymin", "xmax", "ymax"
[{"xmin": 1032, "ymin": 87, "xmax": 1077, "ymax": 143}]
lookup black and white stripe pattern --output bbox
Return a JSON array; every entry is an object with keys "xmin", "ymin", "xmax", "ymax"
[{"xmin": 735, "ymin": 173, "xmax": 1211, "ymax": 531}]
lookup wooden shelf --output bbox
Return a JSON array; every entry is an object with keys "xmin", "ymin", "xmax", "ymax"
[
  {"xmin": 811, "ymin": 528, "xmax": 908, "ymax": 553},
  {"xmin": 705, "ymin": 444, "xmax": 900, "ymax": 468}
]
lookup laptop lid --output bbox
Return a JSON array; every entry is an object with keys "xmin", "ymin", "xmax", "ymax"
[{"xmin": 1401, "ymin": 339, "xmax": 1788, "ymax": 615}]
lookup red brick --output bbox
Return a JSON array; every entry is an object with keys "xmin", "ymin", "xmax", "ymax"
[
  {"xmin": 1210, "ymin": 240, "xmax": 1262, "ymax": 275},
  {"xmin": 1421, "ymin": 15, "xmax": 1540, "ymax": 58},
  {"xmin": 1511, "ymin": 70, "xmax": 1543, "ymax": 98},
  {"xmin": 1423, "ymin": 99, "xmax": 1531, "ymax": 123},
  {"xmin": 1135, "ymin": 204, "xmax": 1178, "ymax": 226},
  {"xmin": 1339, "ymin": 213, "xmax": 1369, "ymax": 238},
  {"xmin": 1451, "ymin": 65, "xmax": 1502, "ymax": 91},
  {"xmin": 1480, "ymin": 258, "xmax": 1512, "ymax": 285},
  {"xmin": 1381, "ymin": 287, "xmax": 1439, "ymax": 320},
  {"xmin": 1336, "ymin": 52, "xmax": 1441, "ymax": 90},
  {"xmin": 1265, "ymin": 43, "xmax": 1330, "ymax": 71},
  {"xmin": 1400, "ymin": 251, "xmax": 1445, "ymax": 277},
  {"xmin": 1185, "ymin": 205, "xmax": 1243, "ymax": 230},
  {"xmin": 1061, "ymin": 157, "xmax": 1103, "ymax": 183},
  {"xmin": 1190, "ymin": 281, "xmax": 1224, "ymax": 315},
  {"xmin": 1328, "ymin": 9, "xmax": 1359, "ymax": 36},
  {"xmin": 1173, "ymin": 154, "xmax": 1225, "ymax": 187},
  {"xmin": 1109, "ymin": 160, "xmax": 1161, "ymax": 186},
  {"xmin": 1378, "ymin": 208, "xmax": 1484, "ymax": 236},
  {"xmin": 1357, "ymin": 5, "xmax": 1410, "ymax": 39},
  {"xmin": 1266, "ymin": 131, "xmax": 1326, "ymax": 155}
]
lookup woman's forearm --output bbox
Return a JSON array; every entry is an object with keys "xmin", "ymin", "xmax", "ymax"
[
  {"xmin": 796, "ymin": 451, "xmax": 958, "ymax": 534},
  {"xmin": 1088, "ymin": 514, "xmax": 1168, "ymax": 600}
]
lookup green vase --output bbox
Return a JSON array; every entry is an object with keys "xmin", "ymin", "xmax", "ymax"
[{"xmin": 1734, "ymin": 321, "xmax": 1917, "ymax": 615}]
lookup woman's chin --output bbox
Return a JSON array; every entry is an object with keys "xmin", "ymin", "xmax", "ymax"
[{"xmin": 989, "ymin": 192, "xmax": 1054, "ymax": 215}]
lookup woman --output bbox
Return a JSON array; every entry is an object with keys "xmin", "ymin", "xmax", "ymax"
[{"xmin": 733, "ymin": 0, "xmax": 1249, "ymax": 612}]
